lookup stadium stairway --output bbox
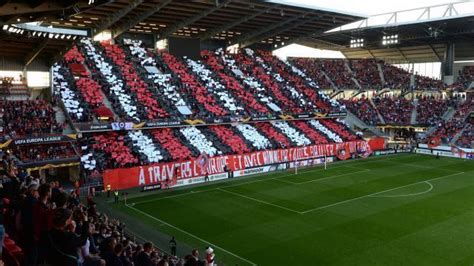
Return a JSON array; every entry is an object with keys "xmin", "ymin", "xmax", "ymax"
[
  {"xmin": 377, "ymin": 62, "xmax": 386, "ymax": 85},
  {"xmin": 344, "ymin": 111, "xmax": 383, "ymax": 136},
  {"xmin": 368, "ymin": 97, "xmax": 386, "ymax": 124},
  {"xmin": 53, "ymin": 106, "xmax": 74, "ymax": 134},
  {"xmin": 411, "ymin": 99, "xmax": 418, "ymax": 125},
  {"xmin": 450, "ymin": 123, "xmax": 470, "ymax": 144}
]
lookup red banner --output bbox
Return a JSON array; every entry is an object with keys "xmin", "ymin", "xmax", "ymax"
[{"xmin": 103, "ymin": 140, "xmax": 369, "ymax": 190}]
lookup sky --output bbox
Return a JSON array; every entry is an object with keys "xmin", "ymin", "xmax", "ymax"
[{"xmin": 278, "ymin": 0, "xmax": 463, "ymax": 17}]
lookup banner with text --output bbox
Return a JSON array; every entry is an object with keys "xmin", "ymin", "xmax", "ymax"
[{"xmin": 103, "ymin": 140, "xmax": 369, "ymax": 190}]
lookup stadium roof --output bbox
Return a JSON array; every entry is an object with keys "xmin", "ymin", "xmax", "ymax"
[{"xmin": 0, "ymin": 0, "xmax": 360, "ymax": 65}]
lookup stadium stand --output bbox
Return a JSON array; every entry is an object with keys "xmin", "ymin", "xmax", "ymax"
[{"xmin": 1, "ymin": 1, "xmax": 473, "ymax": 264}]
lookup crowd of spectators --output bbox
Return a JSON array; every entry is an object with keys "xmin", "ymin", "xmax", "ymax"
[
  {"xmin": 451, "ymin": 66, "xmax": 474, "ymax": 90},
  {"xmin": 381, "ymin": 63, "xmax": 411, "ymax": 90},
  {"xmin": 414, "ymin": 74, "xmax": 445, "ymax": 91},
  {"xmin": 11, "ymin": 142, "xmax": 78, "ymax": 163},
  {"xmin": 0, "ymin": 159, "xmax": 215, "ymax": 266},
  {"xmin": 427, "ymin": 99, "xmax": 473, "ymax": 144},
  {"xmin": 456, "ymin": 122, "xmax": 473, "ymax": 148},
  {"xmin": 416, "ymin": 96, "xmax": 450, "ymax": 126},
  {"xmin": 350, "ymin": 59, "xmax": 382, "ymax": 90},
  {"xmin": 0, "ymin": 100, "xmax": 63, "ymax": 137},
  {"xmin": 372, "ymin": 96, "xmax": 413, "ymax": 125},
  {"xmin": 340, "ymin": 97, "xmax": 380, "ymax": 126}
]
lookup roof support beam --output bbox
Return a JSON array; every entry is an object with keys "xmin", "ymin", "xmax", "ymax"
[
  {"xmin": 198, "ymin": 5, "xmax": 276, "ymax": 41},
  {"xmin": 240, "ymin": 15, "xmax": 321, "ymax": 48},
  {"xmin": 231, "ymin": 13, "xmax": 308, "ymax": 47},
  {"xmin": 112, "ymin": 0, "xmax": 172, "ymax": 38},
  {"xmin": 428, "ymin": 43, "xmax": 441, "ymax": 61},
  {"xmin": 24, "ymin": 39, "xmax": 49, "ymax": 67},
  {"xmin": 396, "ymin": 47, "xmax": 409, "ymax": 62},
  {"xmin": 158, "ymin": 0, "xmax": 232, "ymax": 40},
  {"xmin": 94, "ymin": 0, "xmax": 143, "ymax": 34}
]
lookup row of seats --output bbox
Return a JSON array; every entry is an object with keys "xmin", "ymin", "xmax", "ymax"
[
  {"xmin": 0, "ymin": 100, "xmax": 62, "ymax": 137},
  {"xmin": 256, "ymin": 50, "xmax": 342, "ymax": 113},
  {"xmin": 350, "ymin": 59, "xmax": 382, "ymax": 89},
  {"xmin": 341, "ymin": 97, "xmax": 380, "ymax": 125},
  {"xmin": 308, "ymin": 120, "xmax": 343, "ymax": 143},
  {"xmin": 235, "ymin": 50, "xmax": 303, "ymax": 113},
  {"xmin": 210, "ymin": 125, "xmax": 251, "ymax": 154},
  {"xmin": 122, "ymin": 39, "xmax": 191, "ymax": 111},
  {"xmin": 202, "ymin": 50, "xmax": 270, "ymax": 115},
  {"xmin": 79, "ymin": 39, "xmax": 141, "ymax": 121},
  {"xmin": 75, "ymin": 77, "xmax": 114, "ymax": 120},
  {"xmin": 185, "ymin": 57, "xmax": 245, "ymax": 115},
  {"xmin": 12, "ymin": 142, "xmax": 78, "ymax": 162},
  {"xmin": 101, "ymin": 43, "xmax": 169, "ymax": 120},
  {"xmin": 381, "ymin": 63, "xmax": 411, "ymax": 90},
  {"xmin": 253, "ymin": 50, "xmax": 316, "ymax": 112},
  {"xmin": 160, "ymin": 52, "xmax": 228, "ymax": 117},
  {"xmin": 52, "ymin": 63, "xmax": 91, "ymax": 122},
  {"xmin": 452, "ymin": 66, "xmax": 474, "ymax": 90},
  {"xmin": 288, "ymin": 58, "xmax": 333, "ymax": 90},
  {"xmin": 372, "ymin": 96, "xmax": 413, "ymax": 125},
  {"xmin": 79, "ymin": 119, "xmax": 358, "ymax": 171},
  {"xmin": 292, "ymin": 120, "xmax": 330, "ymax": 144},
  {"xmin": 416, "ymin": 97, "xmax": 449, "ymax": 126},
  {"xmin": 214, "ymin": 49, "xmax": 278, "ymax": 113}
]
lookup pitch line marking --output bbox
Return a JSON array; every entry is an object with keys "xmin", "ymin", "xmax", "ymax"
[
  {"xmin": 216, "ymin": 188, "xmax": 301, "ymax": 214},
  {"xmin": 285, "ymin": 169, "xmax": 371, "ymax": 185},
  {"xmin": 126, "ymin": 204, "xmax": 258, "ymax": 266},
  {"xmin": 300, "ymin": 171, "xmax": 465, "ymax": 214},
  {"xmin": 369, "ymin": 181, "xmax": 434, "ymax": 198}
]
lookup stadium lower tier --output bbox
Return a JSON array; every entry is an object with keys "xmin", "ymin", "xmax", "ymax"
[{"xmin": 79, "ymin": 119, "xmax": 363, "ymax": 185}]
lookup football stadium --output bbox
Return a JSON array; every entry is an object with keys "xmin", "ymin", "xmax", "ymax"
[{"xmin": 0, "ymin": 0, "xmax": 473, "ymax": 265}]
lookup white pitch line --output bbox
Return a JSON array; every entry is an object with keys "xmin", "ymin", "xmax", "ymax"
[
  {"xmin": 300, "ymin": 171, "xmax": 465, "ymax": 214},
  {"xmin": 126, "ymin": 204, "xmax": 258, "ymax": 266},
  {"xmin": 216, "ymin": 188, "xmax": 301, "ymax": 214},
  {"xmin": 288, "ymin": 169, "xmax": 371, "ymax": 185},
  {"xmin": 369, "ymin": 181, "xmax": 434, "ymax": 198}
]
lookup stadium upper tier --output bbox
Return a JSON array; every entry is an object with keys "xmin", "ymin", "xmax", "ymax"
[{"xmin": 51, "ymin": 39, "xmax": 469, "ymax": 126}]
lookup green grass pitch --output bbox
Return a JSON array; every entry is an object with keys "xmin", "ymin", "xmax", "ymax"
[{"xmin": 111, "ymin": 154, "xmax": 474, "ymax": 265}]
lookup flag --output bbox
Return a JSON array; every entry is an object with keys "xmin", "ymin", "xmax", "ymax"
[{"xmin": 196, "ymin": 152, "xmax": 210, "ymax": 175}]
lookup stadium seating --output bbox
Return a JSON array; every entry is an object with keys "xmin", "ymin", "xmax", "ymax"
[
  {"xmin": 179, "ymin": 126, "xmax": 221, "ymax": 156},
  {"xmin": 456, "ymin": 123, "xmax": 473, "ymax": 148},
  {"xmin": 350, "ymin": 59, "xmax": 382, "ymax": 90},
  {"xmin": 319, "ymin": 119, "xmax": 359, "ymax": 141},
  {"xmin": 127, "ymin": 130, "xmax": 166, "ymax": 164},
  {"xmin": 184, "ymin": 57, "xmax": 246, "ymax": 115},
  {"xmin": 89, "ymin": 132, "xmax": 139, "ymax": 169},
  {"xmin": 256, "ymin": 50, "xmax": 342, "ymax": 113},
  {"xmin": 428, "ymin": 100, "xmax": 473, "ymax": 143},
  {"xmin": 289, "ymin": 58, "xmax": 333, "ymax": 89},
  {"xmin": 234, "ymin": 123, "xmax": 273, "ymax": 150},
  {"xmin": 63, "ymin": 45, "xmax": 88, "ymax": 76},
  {"xmin": 160, "ymin": 52, "xmax": 228, "ymax": 117},
  {"xmin": 452, "ymin": 66, "xmax": 474, "ymax": 90},
  {"xmin": 201, "ymin": 50, "xmax": 270, "ymax": 115},
  {"xmin": 75, "ymin": 77, "xmax": 114, "ymax": 120},
  {"xmin": 210, "ymin": 125, "xmax": 251, "ymax": 154},
  {"xmin": 341, "ymin": 97, "xmax": 380, "ymax": 125},
  {"xmin": 213, "ymin": 48, "xmax": 279, "ymax": 114},
  {"xmin": 414, "ymin": 74, "xmax": 445, "ymax": 90},
  {"xmin": 381, "ymin": 62, "xmax": 411, "ymax": 90},
  {"xmin": 319, "ymin": 59, "xmax": 356, "ymax": 89},
  {"xmin": 52, "ymin": 63, "xmax": 91, "ymax": 122},
  {"xmin": 0, "ymin": 100, "xmax": 62, "ymax": 137},
  {"xmin": 271, "ymin": 121, "xmax": 312, "ymax": 146},
  {"xmin": 12, "ymin": 142, "xmax": 78, "ymax": 162},
  {"xmin": 372, "ymin": 96, "xmax": 413, "ymax": 124},
  {"xmin": 254, "ymin": 122, "xmax": 291, "ymax": 148},
  {"xmin": 308, "ymin": 120, "xmax": 343, "ymax": 143},
  {"xmin": 122, "ymin": 39, "xmax": 191, "ymax": 114},
  {"xmin": 151, "ymin": 128, "xmax": 194, "ymax": 161},
  {"xmin": 101, "ymin": 42, "xmax": 169, "ymax": 120},
  {"xmin": 79, "ymin": 39, "xmax": 141, "ymax": 121},
  {"xmin": 234, "ymin": 49, "xmax": 304, "ymax": 113},
  {"xmin": 416, "ymin": 96, "xmax": 450, "ymax": 126},
  {"xmin": 291, "ymin": 120, "xmax": 330, "ymax": 144}
]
